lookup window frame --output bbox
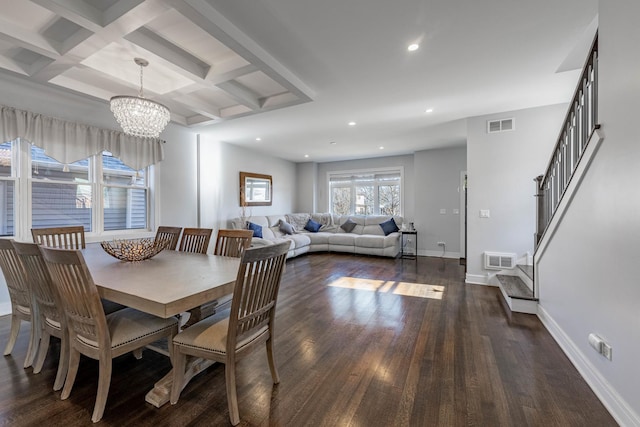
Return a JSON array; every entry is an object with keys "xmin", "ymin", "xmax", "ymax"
[
  {"xmin": 0, "ymin": 139, "xmax": 158, "ymax": 241},
  {"xmin": 327, "ymin": 167, "xmax": 404, "ymax": 216}
]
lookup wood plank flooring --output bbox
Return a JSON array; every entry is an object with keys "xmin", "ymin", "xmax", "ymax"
[{"xmin": 0, "ymin": 254, "xmax": 617, "ymax": 426}]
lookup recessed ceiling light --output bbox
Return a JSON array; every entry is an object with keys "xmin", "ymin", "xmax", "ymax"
[
  {"xmin": 255, "ymin": 137, "xmax": 261, "ymax": 141},
  {"xmin": 330, "ymin": 141, "xmax": 337, "ymax": 145},
  {"xmin": 304, "ymin": 154, "xmax": 309, "ymax": 158},
  {"xmin": 348, "ymin": 121, "xmax": 356, "ymax": 126},
  {"xmin": 408, "ymin": 44, "xmax": 419, "ymax": 51},
  {"xmin": 379, "ymin": 146, "xmax": 384, "ymax": 150},
  {"xmin": 425, "ymin": 108, "xmax": 433, "ymax": 113}
]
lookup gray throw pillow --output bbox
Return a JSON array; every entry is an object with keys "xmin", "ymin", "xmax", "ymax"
[
  {"xmin": 279, "ymin": 219, "xmax": 295, "ymax": 235},
  {"xmin": 340, "ymin": 218, "xmax": 357, "ymax": 233}
]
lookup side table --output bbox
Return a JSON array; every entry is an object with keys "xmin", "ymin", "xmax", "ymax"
[{"xmin": 400, "ymin": 230, "xmax": 417, "ymax": 260}]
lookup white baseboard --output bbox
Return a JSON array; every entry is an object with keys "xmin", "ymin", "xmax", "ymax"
[
  {"xmin": 538, "ymin": 305, "xmax": 640, "ymax": 427},
  {"xmin": 421, "ymin": 250, "xmax": 460, "ymax": 259},
  {"xmin": 465, "ymin": 273, "xmax": 491, "ymax": 285},
  {"xmin": 0, "ymin": 302, "xmax": 11, "ymax": 316}
]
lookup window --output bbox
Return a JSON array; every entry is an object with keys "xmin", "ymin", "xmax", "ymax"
[
  {"xmin": 31, "ymin": 145, "xmax": 92, "ymax": 230},
  {"xmin": 0, "ymin": 141, "xmax": 15, "ymax": 236},
  {"xmin": 0, "ymin": 139, "xmax": 153, "ymax": 239},
  {"xmin": 102, "ymin": 153, "xmax": 148, "ymax": 231},
  {"xmin": 329, "ymin": 169, "xmax": 402, "ymax": 216}
]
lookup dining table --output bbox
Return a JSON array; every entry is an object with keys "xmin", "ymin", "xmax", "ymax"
[{"xmin": 81, "ymin": 244, "xmax": 241, "ymax": 407}]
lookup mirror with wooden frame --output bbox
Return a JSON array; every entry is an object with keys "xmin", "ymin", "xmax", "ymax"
[{"xmin": 240, "ymin": 172, "xmax": 272, "ymax": 206}]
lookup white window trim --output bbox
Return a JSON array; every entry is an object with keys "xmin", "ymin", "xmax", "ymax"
[
  {"xmin": 327, "ymin": 166, "xmax": 404, "ymax": 215},
  {"xmin": 8, "ymin": 139, "xmax": 158, "ymax": 242}
]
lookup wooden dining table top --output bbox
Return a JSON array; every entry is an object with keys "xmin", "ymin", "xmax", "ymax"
[{"xmin": 82, "ymin": 244, "xmax": 240, "ymax": 318}]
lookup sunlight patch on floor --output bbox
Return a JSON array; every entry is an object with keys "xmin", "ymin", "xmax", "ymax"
[{"xmin": 328, "ymin": 277, "xmax": 444, "ymax": 300}]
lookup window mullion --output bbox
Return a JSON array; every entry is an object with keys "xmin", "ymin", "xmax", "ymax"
[
  {"xmin": 93, "ymin": 155, "xmax": 103, "ymax": 235},
  {"xmin": 20, "ymin": 140, "xmax": 31, "ymax": 241}
]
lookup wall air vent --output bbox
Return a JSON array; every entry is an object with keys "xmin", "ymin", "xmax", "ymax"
[
  {"xmin": 484, "ymin": 252, "xmax": 517, "ymax": 270},
  {"xmin": 487, "ymin": 118, "xmax": 515, "ymax": 133}
]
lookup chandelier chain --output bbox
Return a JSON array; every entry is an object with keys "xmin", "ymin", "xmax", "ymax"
[{"xmin": 139, "ymin": 63, "xmax": 144, "ymax": 98}]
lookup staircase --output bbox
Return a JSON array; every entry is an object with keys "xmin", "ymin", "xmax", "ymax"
[{"xmin": 496, "ymin": 265, "xmax": 538, "ymax": 314}]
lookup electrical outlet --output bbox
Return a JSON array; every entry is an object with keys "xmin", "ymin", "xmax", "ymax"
[
  {"xmin": 437, "ymin": 241, "xmax": 445, "ymax": 246},
  {"xmin": 602, "ymin": 342, "xmax": 613, "ymax": 360}
]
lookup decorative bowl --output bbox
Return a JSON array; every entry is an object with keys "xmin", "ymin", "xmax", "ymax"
[{"xmin": 100, "ymin": 238, "xmax": 169, "ymax": 262}]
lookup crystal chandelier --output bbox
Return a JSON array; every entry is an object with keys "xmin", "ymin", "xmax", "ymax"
[{"xmin": 110, "ymin": 58, "xmax": 170, "ymax": 138}]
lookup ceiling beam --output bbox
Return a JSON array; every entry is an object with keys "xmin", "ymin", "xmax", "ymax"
[
  {"xmin": 216, "ymin": 80, "xmax": 261, "ymax": 110},
  {"xmin": 172, "ymin": 0, "xmax": 315, "ymax": 101},
  {"xmin": 124, "ymin": 27, "xmax": 210, "ymax": 79}
]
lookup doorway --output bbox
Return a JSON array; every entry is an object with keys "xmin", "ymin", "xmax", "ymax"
[{"xmin": 459, "ymin": 171, "xmax": 467, "ymax": 268}]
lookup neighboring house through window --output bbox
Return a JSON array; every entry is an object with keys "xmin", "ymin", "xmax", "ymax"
[{"xmin": 0, "ymin": 139, "xmax": 151, "ymax": 238}]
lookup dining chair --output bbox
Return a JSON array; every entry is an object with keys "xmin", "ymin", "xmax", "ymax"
[
  {"xmin": 0, "ymin": 240, "xmax": 38, "ymax": 369},
  {"xmin": 31, "ymin": 225, "xmax": 86, "ymax": 249},
  {"xmin": 40, "ymin": 247, "xmax": 179, "ymax": 423},
  {"xmin": 182, "ymin": 229, "xmax": 253, "ymax": 329},
  {"xmin": 178, "ymin": 228, "xmax": 213, "ymax": 254},
  {"xmin": 154, "ymin": 226, "xmax": 182, "ymax": 251},
  {"xmin": 170, "ymin": 241, "xmax": 290, "ymax": 426},
  {"xmin": 213, "ymin": 229, "xmax": 254, "ymax": 258},
  {"xmin": 12, "ymin": 241, "xmax": 68, "ymax": 390}
]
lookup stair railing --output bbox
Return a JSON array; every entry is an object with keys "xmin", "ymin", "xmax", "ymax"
[{"xmin": 535, "ymin": 33, "xmax": 599, "ymax": 246}]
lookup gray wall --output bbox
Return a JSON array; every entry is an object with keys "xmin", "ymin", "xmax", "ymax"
[
  {"xmin": 198, "ymin": 136, "xmax": 297, "ymax": 231},
  {"xmin": 313, "ymin": 150, "xmax": 466, "ymax": 257},
  {"xmin": 535, "ymin": 1, "xmax": 640, "ymax": 423},
  {"xmin": 465, "ymin": 104, "xmax": 566, "ymax": 283},
  {"xmin": 414, "ymin": 147, "xmax": 466, "ymax": 256}
]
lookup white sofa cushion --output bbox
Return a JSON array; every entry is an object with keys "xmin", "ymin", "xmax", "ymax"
[
  {"xmin": 329, "ymin": 233, "xmax": 357, "ymax": 245},
  {"xmin": 231, "ymin": 214, "xmax": 402, "ymax": 258}
]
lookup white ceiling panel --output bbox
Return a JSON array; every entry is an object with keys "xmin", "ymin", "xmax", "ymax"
[{"xmin": 0, "ymin": 0, "xmax": 598, "ymax": 162}]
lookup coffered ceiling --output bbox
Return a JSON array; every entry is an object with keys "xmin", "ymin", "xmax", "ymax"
[
  {"xmin": 0, "ymin": 0, "xmax": 313, "ymax": 127},
  {"xmin": 0, "ymin": 0, "xmax": 598, "ymax": 163}
]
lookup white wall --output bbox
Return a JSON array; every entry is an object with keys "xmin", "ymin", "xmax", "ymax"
[
  {"xmin": 295, "ymin": 162, "xmax": 317, "ymax": 212},
  {"xmin": 465, "ymin": 104, "xmax": 566, "ymax": 284},
  {"xmin": 156, "ymin": 124, "xmax": 198, "ymax": 227},
  {"xmin": 198, "ymin": 135, "xmax": 297, "ymax": 231},
  {"xmin": 535, "ymin": 1, "xmax": 640, "ymax": 424},
  {"xmin": 316, "ymin": 155, "xmax": 415, "ymax": 219},
  {"xmin": 414, "ymin": 147, "xmax": 466, "ymax": 257}
]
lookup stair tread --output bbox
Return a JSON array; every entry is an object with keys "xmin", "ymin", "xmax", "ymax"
[
  {"xmin": 517, "ymin": 264, "xmax": 534, "ymax": 280},
  {"xmin": 496, "ymin": 274, "xmax": 537, "ymax": 301}
]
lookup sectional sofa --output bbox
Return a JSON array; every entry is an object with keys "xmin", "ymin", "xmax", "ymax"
[{"xmin": 231, "ymin": 213, "xmax": 403, "ymax": 259}]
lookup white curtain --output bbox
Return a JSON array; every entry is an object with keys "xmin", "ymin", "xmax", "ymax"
[{"xmin": 0, "ymin": 105, "xmax": 164, "ymax": 170}]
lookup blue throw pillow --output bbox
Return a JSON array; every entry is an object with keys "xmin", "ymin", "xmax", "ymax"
[
  {"xmin": 304, "ymin": 218, "xmax": 322, "ymax": 233},
  {"xmin": 247, "ymin": 221, "xmax": 263, "ymax": 238},
  {"xmin": 379, "ymin": 218, "xmax": 399, "ymax": 236}
]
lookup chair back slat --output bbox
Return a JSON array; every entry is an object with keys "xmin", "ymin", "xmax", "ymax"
[
  {"xmin": 12, "ymin": 242, "xmax": 61, "ymax": 324},
  {"xmin": 0, "ymin": 240, "xmax": 31, "ymax": 309},
  {"xmin": 154, "ymin": 226, "xmax": 182, "ymax": 251},
  {"xmin": 214, "ymin": 229, "xmax": 253, "ymax": 258},
  {"xmin": 178, "ymin": 228, "xmax": 213, "ymax": 254},
  {"xmin": 228, "ymin": 241, "xmax": 289, "ymax": 349},
  {"xmin": 32, "ymin": 226, "xmax": 86, "ymax": 249},
  {"xmin": 40, "ymin": 247, "xmax": 107, "ymax": 348}
]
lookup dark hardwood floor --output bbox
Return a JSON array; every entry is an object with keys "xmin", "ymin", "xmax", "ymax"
[{"xmin": 0, "ymin": 254, "xmax": 616, "ymax": 426}]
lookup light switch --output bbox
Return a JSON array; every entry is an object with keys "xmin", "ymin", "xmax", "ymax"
[
  {"xmin": 440, "ymin": 208, "xmax": 446, "ymax": 214},
  {"xmin": 479, "ymin": 209, "xmax": 490, "ymax": 218},
  {"xmin": 453, "ymin": 209, "xmax": 460, "ymax": 215}
]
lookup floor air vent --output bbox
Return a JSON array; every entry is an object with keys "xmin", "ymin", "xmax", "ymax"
[
  {"xmin": 487, "ymin": 118, "xmax": 514, "ymax": 133},
  {"xmin": 484, "ymin": 252, "xmax": 517, "ymax": 270}
]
